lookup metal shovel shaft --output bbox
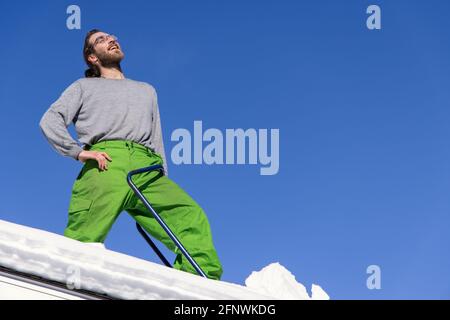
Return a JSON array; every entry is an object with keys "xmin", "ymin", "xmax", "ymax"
[
  {"xmin": 136, "ymin": 223, "xmax": 172, "ymax": 268},
  {"xmin": 127, "ymin": 164, "xmax": 207, "ymax": 278}
]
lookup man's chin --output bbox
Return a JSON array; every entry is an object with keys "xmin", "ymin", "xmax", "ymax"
[
  {"xmin": 114, "ymin": 52, "xmax": 125, "ymax": 61},
  {"xmin": 108, "ymin": 50, "xmax": 124, "ymax": 59},
  {"xmin": 100, "ymin": 54, "xmax": 124, "ymax": 66}
]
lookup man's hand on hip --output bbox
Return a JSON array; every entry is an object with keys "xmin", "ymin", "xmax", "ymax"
[{"xmin": 77, "ymin": 150, "xmax": 112, "ymax": 171}]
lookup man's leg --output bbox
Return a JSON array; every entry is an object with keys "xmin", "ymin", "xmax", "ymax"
[
  {"xmin": 64, "ymin": 148, "xmax": 129, "ymax": 243},
  {"xmin": 126, "ymin": 171, "xmax": 223, "ymax": 280}
]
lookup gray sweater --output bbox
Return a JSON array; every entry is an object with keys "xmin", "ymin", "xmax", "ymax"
[{"xmin": 39, "ymin": 77, "xmax": 168, "ymax": 175}]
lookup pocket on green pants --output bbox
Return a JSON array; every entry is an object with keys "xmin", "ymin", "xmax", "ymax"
[{"xmin": 67, "ymin": 197, "xmax": 93, "ymax": 229}]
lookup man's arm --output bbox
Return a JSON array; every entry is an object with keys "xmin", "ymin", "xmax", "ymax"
[
  {"xmin": 151, "ymin": 88, "xmax": 169, "ymax": 176},
  {"xmin": 39, "ymin": 80, "xmax": 84, "ymax": 161}
]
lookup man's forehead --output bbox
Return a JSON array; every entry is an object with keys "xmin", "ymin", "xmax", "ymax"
[{"xmin": 90, "ymin": 31, "xmax": 108, "ymax": 43}]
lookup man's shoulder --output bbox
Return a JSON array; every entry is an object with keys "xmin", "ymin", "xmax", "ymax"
[
  {"xmin": 128, "ymin": 78, "xmax": 157, "ymax": 93},
  {"xmin": 73, "ymin": 77, "xmax": 94, "ymax": 84},
  {"xmin": 70, "ymin": 77, "xmax": 96, "ymax": 90},
  {"xmin": 69, "ymin": 77, "xmax": 157, "ymax": 94}
]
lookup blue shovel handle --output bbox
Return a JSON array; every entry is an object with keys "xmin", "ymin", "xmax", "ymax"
[{"xmin": 126, "ymin": 164, "xmax": 207, "ymax": 278}]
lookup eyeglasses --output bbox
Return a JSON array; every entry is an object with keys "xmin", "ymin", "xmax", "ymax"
[{"xmin": 92, "ymin": 34, "xmax": 118, "ymax": 47}]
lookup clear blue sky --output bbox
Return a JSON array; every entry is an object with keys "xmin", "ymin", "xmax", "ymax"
[{"xmin": 0, "ymin": 0, "xmax": 449, "ymax": 299}]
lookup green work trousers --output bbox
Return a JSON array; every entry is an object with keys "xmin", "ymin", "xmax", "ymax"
[{"xmin": 64, "ymin": 139, "xmax": 223, "ymax": 280}]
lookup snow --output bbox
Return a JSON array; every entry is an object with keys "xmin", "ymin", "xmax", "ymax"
[
  {"xmin": 245, "ymin": 262, "xmax": 329, "ymax": 300},
  {"xmin": 0, "ymin": 219, "xmax": 329, "ymax": 300}
]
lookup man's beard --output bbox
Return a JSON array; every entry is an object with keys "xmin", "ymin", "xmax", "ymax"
[{"xmin": 96, "ymin": 49, "xmax": 125, "ymax": 69}]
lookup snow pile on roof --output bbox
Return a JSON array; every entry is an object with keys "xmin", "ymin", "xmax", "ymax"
[
  {"xmin": 0, "ymin": 219, "xmax": 328, "ymax": 300},
  {"xmin": 245, "ymin": 263, "xmax": 329, "ymax": 300}
]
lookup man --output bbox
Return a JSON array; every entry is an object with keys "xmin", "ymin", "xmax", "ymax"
[{"xmin": 39, "ymin": 29, "xmax": 223, "ymax": 280}]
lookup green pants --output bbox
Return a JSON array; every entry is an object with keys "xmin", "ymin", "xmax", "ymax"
[{"xmin": 64, "ymin": 139, "xmax": 223, "ymax": 280}]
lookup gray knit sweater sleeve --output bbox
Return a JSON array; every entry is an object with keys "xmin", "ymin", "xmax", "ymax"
[
  {"xmin": 151, "ymin": 89, "xmax": 169, "ymax": 176},
  {"xmin": 39, "ymin": 80, "xmax": 84, "ymax": 161}
]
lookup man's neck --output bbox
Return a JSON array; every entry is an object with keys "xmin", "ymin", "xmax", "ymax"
[{"xmin": 99, "ymin": 67, "xmax": 125, "ymax": 79}]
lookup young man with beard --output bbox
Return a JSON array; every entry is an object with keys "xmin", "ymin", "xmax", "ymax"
[{"xmin": 39, "ymin": 29, "xmax": 223, "ymax": 280}]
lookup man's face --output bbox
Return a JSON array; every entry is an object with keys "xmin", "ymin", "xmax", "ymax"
[{"xmin": 88, "ymin": 32, "xmax": 124, "ymax": 67}]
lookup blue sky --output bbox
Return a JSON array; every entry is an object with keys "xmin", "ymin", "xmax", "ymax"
[{"xmin": 0, "ymin": 0, "xmax": 449, "ymax": 299}]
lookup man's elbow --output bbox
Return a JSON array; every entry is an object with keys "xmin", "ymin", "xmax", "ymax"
[
  {"xmin": 39, "ymin": 112, "xmax": 48, "ymax": 130},
  {"xmin": 39, "ymin": 110, "xmax": 54, "ymax": 133},
  {"xmin": 39, "ymin": 118, "xmax": 46, "ymax": 134}
]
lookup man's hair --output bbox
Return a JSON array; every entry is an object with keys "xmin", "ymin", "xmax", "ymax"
[{"xmin": 83, "ymin": 29, "xmax": 102, "ymax": 78}]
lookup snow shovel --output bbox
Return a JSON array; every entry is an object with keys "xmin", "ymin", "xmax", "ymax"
[{"xmin": 126, "ymin": 164, "xmax": 207, "ymax": 278}]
